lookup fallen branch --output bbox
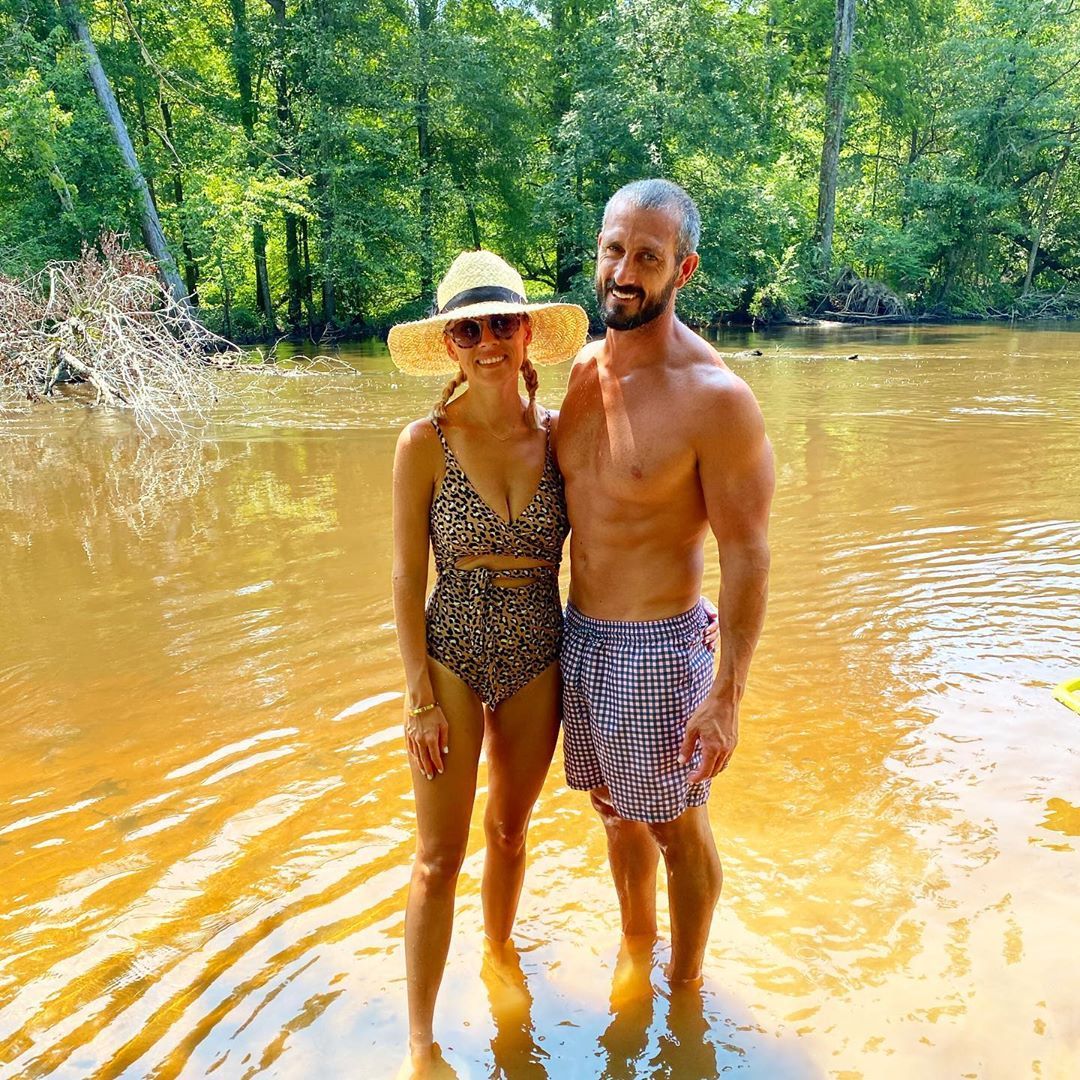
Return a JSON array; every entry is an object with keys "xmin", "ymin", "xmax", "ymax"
[{"xmin": 0, "ymin": 233, "xmax": 239, "ymax": 433}]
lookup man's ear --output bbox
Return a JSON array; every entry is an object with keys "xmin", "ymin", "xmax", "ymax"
[{"xmin": 675, "ymin": 252, "xmax": 700, "ymax": 289}]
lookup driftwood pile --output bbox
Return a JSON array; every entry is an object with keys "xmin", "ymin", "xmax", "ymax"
[
  {"xmin": 818, "ymin": 268, "xmax": 907, "ymax": 320},
  {"xmin": 0, "ymin": 235, "xmax": 234, "ymax": 432}
]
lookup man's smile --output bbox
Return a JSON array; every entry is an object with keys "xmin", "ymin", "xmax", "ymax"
[{"xmin": 606, "ymin": 282, "xmax": 644, "ymax": 303}]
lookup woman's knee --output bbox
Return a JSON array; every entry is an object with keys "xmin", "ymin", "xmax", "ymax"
[
  {"xmin": 413, "ymin": 842, "xmax": 467, "ymax": 889},
  {"xmin": 484, "ymin": 814, "xmax": 528, "ymax": 859}
]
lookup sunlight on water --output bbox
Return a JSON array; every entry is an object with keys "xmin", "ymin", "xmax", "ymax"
[{"xmin": 1, "ymin": 324, "xmax": 1078, "ymax": 1077}]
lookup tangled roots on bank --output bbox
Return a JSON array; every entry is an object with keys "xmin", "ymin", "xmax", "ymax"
[
  {"xmin": 0, "ymin": 234, "xmax": 237, "ymax": 433},
  {"xmin": 822, "ymin": 268, "xmax": 907, "ymax": 320}
]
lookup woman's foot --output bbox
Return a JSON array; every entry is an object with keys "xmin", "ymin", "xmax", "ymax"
[
  {"xmin": 399, "ymin": 1040, "xmax": 459, "ymax": 1079},
  {"xmin": 481, "ymin": 937, "xmax": 533, "ymax": 1020}
]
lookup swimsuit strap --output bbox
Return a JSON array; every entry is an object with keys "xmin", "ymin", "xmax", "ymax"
[
  {"xmin": 542, "ymin": 409, "xmax": 555, "ymax": 465},
  {"xmin": 429, "ymin": 417, "xmax": 451, "ymax": 452},
  {"xmin": 429, "ymin": 418, "xmax": 464, "ymax": 475}
]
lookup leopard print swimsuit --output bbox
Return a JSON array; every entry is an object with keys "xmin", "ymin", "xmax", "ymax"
[{"xmin": 426, "ymin": 414, "xmax": 568, "ymax": 707}]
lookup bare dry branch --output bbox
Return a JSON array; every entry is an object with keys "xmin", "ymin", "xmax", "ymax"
[{"xmin": 0, "ymin": 233, "xmax": 240, "ymax": 434}]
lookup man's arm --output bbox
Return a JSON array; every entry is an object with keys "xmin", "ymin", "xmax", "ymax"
[{"xmin": 681, "ymin": 376, "xmax": 775, "ymax": 782}]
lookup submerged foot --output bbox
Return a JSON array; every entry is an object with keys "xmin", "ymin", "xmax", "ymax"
[
  {"xmin": 481, "ymin": 937, "xmax": 533, "ymax": 1021},
  {"xmin": 399, "ymin": 1041, "xmax": 460, "ymax": 1079},
  {"xmin": 610, "ymin": 934, "xmax": 657, "ymax": 1009},
  {"xmin": 662, "ymin": 961, "xmax": 704, "ymax": 991}
]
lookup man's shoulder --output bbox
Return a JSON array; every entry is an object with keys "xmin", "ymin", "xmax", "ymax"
[
  {"xmin": 670, "ymin": 339, "xmax": 766, "ymax": 450},
  {"xmin": 673, "ymin": 332, "xmax": 754, "ymax": 404},
  {"xmin": 570, "ymin": 338, "xmax": 604, "ymax": 372}
]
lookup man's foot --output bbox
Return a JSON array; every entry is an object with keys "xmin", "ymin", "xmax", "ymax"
[
  {"xmin": 662, "ymin": 961, "xmax": 704, "ymax": 990},
  {"xmin": 610, "ymin": 934, "xmax": 657, "ymax": 1009},
  {"xmin": 481, "ymin": 937, "xmax": 532, "ymax": 1021}
]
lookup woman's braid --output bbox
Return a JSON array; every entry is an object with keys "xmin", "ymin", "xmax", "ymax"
[
  {"xmin": 521, "ymin": 356, "xmax": 542, "ymax": 430},
  {"xmin": 431, "ymin": 369, "xmax": 467, "ymax": 421}
]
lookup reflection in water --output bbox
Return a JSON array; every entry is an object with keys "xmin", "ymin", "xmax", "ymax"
[
  {"xmin": 482, "ymin": 941, "xmax": 547, "ymax": 1078},
  {"xmin": 1038, "ymin": 798, "xmax": 1080, "ymax": 838},
  {"xmin": 1, "ymin": 325, "xmax": 1079, "ymax": 1077},
  {"xmin": 600, "ymin": 939, "xmax": 657, "ymax": 1078}
]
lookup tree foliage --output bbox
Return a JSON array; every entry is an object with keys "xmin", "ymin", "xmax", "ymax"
[{"xmin": 1, "ymin": 0, "xmax": 1077, "ymax": 336}]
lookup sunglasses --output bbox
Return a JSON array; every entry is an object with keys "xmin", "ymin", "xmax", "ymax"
[{"xmin": 444, "ymin": 313, "xmax": 524, "ymax": 349}]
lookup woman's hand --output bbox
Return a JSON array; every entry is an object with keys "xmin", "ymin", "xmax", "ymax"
[
  {"xmin": 405, "ymin": 703, "xmax": 449, "ymax": 780},
  {"xmin": 702, "ymin": 597, "xmax": 719, "ymax": 654}
]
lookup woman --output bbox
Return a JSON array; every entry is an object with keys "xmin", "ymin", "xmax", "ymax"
[{"xmin": 389, "ymin": 250, "xmax": 589, "ymax": 1071}]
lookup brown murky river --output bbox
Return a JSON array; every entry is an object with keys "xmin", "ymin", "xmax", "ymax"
[{"xmin": 1, "ymin": 324, "xmax": 1078, "ymax": 1078}]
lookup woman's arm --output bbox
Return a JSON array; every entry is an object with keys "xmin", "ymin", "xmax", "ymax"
[{"xmin": 391, "ymin": 421, "xmax": 447, "ymax": 777}]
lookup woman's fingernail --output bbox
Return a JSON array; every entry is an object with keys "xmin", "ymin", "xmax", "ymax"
[{"xmin": 442, "ymin": 747, "xmax": 449, "ymax": 754}]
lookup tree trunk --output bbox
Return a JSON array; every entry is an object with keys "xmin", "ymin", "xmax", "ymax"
[
  {"xmin": 57, "ymin": 0, "xmax": 190, "ymax": 309},
  {"xmin": 1023, "ymin": 137, "xmax": 1072, "ymax": 296},
  {"xmin": 551, "ymin": 0, "xmax": 581, "ymax": 293},
  {"xmin": 300, "ymin": 218, "xmax": 316, "ymax": 328},
  {"xmin": 133, "ymin": 84, "xmax": 158, "ymax": 211},
  {"xmin": 159, "ymin": 95, "xmax": 200, "ymax": 304},
  {"xmin": 312, "ymin": 0, "xmax": 337, "ymax": 331},
  {"xmin": 227, "ymin": 0, "xmax": 276, "ymax": 331},
  {"xmin": 416, "ymin": 0, "xmax": 434, "ymax": 301},
  {"xmin": 815, "ymin": 0, "xmax": 857, "ymax": 274},
  {"xmin": 218, "ymin": 254, "xmax": 234, "ymax": 340},
  {"xmin": 267, "ymin": 0, "xmax": 305, "ymax": 331}
]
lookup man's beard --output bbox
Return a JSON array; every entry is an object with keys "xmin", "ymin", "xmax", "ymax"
[{"xmin": 595, "ymin": 273, "xmax": 677, "ymax": 331}]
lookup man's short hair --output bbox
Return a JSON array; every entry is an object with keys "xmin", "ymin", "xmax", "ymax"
[{"xmin": 604, "ymin": 179, "xmax": 701, "ymax": 262}]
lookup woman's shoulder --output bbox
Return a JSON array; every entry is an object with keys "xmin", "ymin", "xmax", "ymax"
[{"xmin": 396, "ymin": 417, "xmax": 444, "ymax": 463}]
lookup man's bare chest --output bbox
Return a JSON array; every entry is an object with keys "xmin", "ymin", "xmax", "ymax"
[{"xmin": 561, "ymin": 377, "xmax": 697, "ymax": 502}]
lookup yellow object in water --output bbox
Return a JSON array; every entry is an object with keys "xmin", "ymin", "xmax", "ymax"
[{"xmin": 1053, "ymin": 678, "xmax": 1080, "ymax": 715}]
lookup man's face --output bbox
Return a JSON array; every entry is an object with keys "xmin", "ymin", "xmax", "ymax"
[{"xmin": 595, "ymin": 200, "xmax": 696, "ymax": 331}]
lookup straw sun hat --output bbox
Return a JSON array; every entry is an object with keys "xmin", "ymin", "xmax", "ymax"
[{"xmin": 387, "ymin": 250, "xmax": 589, "ymax": 375}]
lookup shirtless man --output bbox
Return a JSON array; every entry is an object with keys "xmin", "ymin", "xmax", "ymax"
[{"xmin": 557, "ymin": 179, "xmax": 774, "ymax": 985}]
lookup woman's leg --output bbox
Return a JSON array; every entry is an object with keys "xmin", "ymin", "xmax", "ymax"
[
  {"xmin": 482, "ymin": 661, "xmax": 560, "ymax": 943},
  {"xmin": 406, "ymin": 658, "xmax": 485, "ymax": 1065}
]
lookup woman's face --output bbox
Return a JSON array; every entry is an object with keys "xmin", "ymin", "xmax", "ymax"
[{"xmin": 443, "ymin": 313, "xmax": 532, "ymax": 382}]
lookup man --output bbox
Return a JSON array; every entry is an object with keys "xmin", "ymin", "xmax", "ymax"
[{"xmin": 558, "ymin": 178, "xmax": 774, "ymax": 986}]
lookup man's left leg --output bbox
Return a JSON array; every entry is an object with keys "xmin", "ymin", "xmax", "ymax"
[{"xmin": 648, "ymin": 805, "xmax": 722, "ymax": 984}]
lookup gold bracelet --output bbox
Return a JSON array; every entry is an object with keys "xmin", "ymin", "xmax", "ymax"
[{"xmin": 408, "ymin": 701, "xmax": 438, "ymax": 717}]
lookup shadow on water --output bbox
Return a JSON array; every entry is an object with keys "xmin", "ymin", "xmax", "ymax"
[
  {"xmin": 591, "ymin": 940, "xmax": 818, "ymax": 1080},
  {"xmin": 417, "ymin": 935, "xmax": 820, "ymax": 1079}
]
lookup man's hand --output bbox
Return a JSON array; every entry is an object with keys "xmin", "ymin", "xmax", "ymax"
[{"xmin": 678, "ymin": 695, "xmax": 738, "ymax": 782}]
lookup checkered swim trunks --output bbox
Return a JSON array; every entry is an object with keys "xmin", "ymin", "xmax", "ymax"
[{"xmin": 561, "ymin": 600, "xmax": 715, "ymax": 823}]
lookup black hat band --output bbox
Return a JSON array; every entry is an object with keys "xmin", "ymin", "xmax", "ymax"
[{"xmin": 440, "ymin": 285, "xmax": 526, "ymax": 313}]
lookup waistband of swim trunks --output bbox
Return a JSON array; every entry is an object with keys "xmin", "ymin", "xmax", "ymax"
[{"xmin": 564, "ymin": 600, "xmax": 706, "ymax": 641}]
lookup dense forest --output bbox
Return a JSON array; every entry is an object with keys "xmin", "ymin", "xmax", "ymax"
[{"xmin": 1, "ymin": 0, "xmax": 1078, "ymax": 339}]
